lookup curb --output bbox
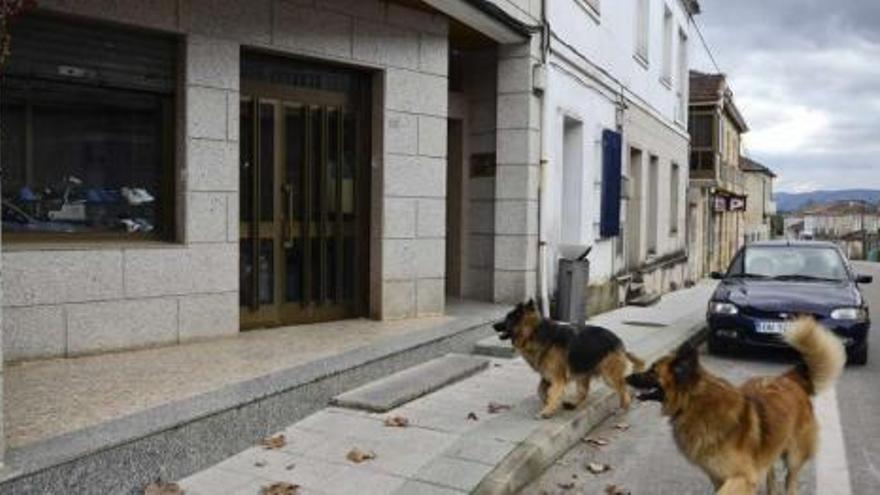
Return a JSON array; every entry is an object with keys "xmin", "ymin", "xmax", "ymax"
[{"xmin": 472, "ymin": 315, "xmax": 707, "ymax": 495}]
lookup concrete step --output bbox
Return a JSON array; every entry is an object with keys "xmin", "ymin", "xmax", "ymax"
[
  {"xmin": 628, "ymin": 291, "xmax": 661, "ymax": 307},
  {"xmin": 473, "ymin": 336, "xmax": 516, "ymax": 358},
  {"xmin": 331, "ymin": 354, "xmax": 490, "ymax": 412}
]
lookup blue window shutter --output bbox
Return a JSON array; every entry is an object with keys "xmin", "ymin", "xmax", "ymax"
[{"xmin": 600, "ymin": 129, "xmax": 622, "ymax": 238}]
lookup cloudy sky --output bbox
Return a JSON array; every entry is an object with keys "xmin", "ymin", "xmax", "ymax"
[{"xmin": 692, "ymin": 0, "xmax": 880, "ymax": 192}]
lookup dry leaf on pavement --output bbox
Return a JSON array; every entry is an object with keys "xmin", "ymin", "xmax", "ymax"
[
  {"xmin": 487, "ymin": 402, "xmax": 512, "ymax": 414},
  {"xmin": 467, "ymin": 412, "xmax": 479, "ymax": 421},
  {"xmin": 144, "ymin": 480, "xmax": 183, "ymax": 495},
  {"xmin": 613, "ymin": 423, "xmax": 631, "ymax": 432},
  {"xmin": 383, "ymin": 415, "xmax": 410, "ymax": 427},
  {"xmin": 261, "ymin": 433, "xmax": 287, "ymax": 450},
  {"xmin": 586, "ymin": 462, "xmax": 612, "ymax": 475},
  {"xmin": 261, "ymin": 482, "xmax": 300, "ymax": 495},
  {"xmin": 346, "ymin": 447, "xmax": 377, "ymax": 463},
  {"xmin": 583, "ymin": 437, "xmax": 610, "ymax": 448},
  {"xmin": 605, "ymin": 483, "xmax": 631, "ymax": 495},
  {"xmin": 557, "ymin": 481, "xmax": 575, "ymax": 490}
]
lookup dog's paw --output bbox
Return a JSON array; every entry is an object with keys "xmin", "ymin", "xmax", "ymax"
[{"xmin": 536, "ymin": 409, "xmax": 555, "ymax": 419}]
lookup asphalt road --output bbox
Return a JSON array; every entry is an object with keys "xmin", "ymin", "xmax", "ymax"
[{"xmin": 523, "ymin": 261, "xmax": 880, "ymax": 495}]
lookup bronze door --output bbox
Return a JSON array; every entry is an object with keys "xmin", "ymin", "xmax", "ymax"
[{"xmin": 239, "ymin": 84, "xmax": 367, "ymax": 328}]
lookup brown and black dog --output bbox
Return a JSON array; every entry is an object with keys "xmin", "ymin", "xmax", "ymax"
[
  {"xmin": 626, "ymin": 318, "xmax": 846, "ymax": 494},
  {"xmin": 493, "ymin": 300, "xmax": 645, "ymax": 418}
]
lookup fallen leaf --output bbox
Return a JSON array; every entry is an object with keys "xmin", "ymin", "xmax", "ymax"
[
  {"xmin": 383, "ymin": 415, "xmax": 410, "ymax": 427},
  {"xmin": 144, "ymin": 480, "xmax": 183, "ymax": 495},
  {"xmin": 557, "ymin": 481, "xmax": 575, "ymax": 490},
  {"xmin": 346, "ymin": 447, "xmax": 377, "ymax": 463},
  {"xmin": 254, "ymin": 460, "xmax": 268, "ymax": 468},
  {"xmin": 261, "ymin": 482, "xmax": 300, "ymax": 495},
  {"xmin": 605, "ymin": 484, "xmax": 631, "ymax": 495},
  {"xmin": 261, "ymin": 433, "xmax": 286, "ymax": 450},
  {"xmin": 613, "ymin": 423, "xmax": 631, "ymax": 432},
  {"xmin": 587, "ymin": 462, "xmax": 612, "ymax": 475},
  {"xmin": 487, "ymin": 402, "xmax": 512, "ymax": 414},
  {"xmin": 583, "ymin": 437, "xmax": 610, "ymax": 448},
  {"xmin": 467, "ymin": 412, "xmax": 479, "ymax": 421}
]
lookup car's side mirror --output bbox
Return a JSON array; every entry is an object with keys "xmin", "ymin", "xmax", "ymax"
[
  {"xmin": 710, "ymin": 271, "xmax": 725, "ymax": 280},
  {"xmin": 856, "ymin": 274, "xmax": 873, "ymax": 284}
]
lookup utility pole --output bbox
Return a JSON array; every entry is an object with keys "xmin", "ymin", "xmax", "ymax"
[{"xmin": 861, "ymin": 200, "xmax": 867, "ymax": 260}]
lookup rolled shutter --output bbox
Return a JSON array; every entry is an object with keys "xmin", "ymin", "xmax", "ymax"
[
  {"xmin": 600, "ymin": 129, "xmax": 622, "ymax": 238},
  {"xmin": 6, "ymin": 13, "xmax": 177, "ymax": 94}
]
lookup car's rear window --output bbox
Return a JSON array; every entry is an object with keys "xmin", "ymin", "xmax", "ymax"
[{"xmin": 733, "ymin": 246, "xmax": 849, "ymax": 281}]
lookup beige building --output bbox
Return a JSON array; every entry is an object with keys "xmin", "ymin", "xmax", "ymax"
[
  {"xmin": 741, "ymin": 156, "xmax": 777, "ymax": 243},
  {"xmin": 687, "ymin": 71, "xmax": 748, "ymax": 278}
]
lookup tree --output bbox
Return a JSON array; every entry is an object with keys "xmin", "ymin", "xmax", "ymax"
[{"xmin": 770, "ymin": 214, "xmax": 785, "ymax": 238}]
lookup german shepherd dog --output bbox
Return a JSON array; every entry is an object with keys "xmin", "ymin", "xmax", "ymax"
[
  {"xmin": 626, "ymin": 318, "xmax": 846, "ymax": 495},
  {"xmin": 493, "ymin": 300, "xmax": 645, "ymax": 418}
]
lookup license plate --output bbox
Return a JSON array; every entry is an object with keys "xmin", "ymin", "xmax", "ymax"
[{"xmin": 755, "ymin": 321, "xmax": 793, "ymax": 335}]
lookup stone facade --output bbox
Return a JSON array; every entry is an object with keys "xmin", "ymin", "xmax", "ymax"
[
  {"xmin": 742, "ymin": 158, "xmax": 776, "ymax": 244},
  {"xmin": 2, "ymin": 0, "xmax": 540, "ymax": 361},
  {"xmin": 688, "ymin": 71, "xmax": 749, "ymax": 276}
]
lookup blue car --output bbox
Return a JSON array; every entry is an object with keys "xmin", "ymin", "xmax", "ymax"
[{"xmin": 707, "ymin": 240, "xmax": 872, "ymax": 365}]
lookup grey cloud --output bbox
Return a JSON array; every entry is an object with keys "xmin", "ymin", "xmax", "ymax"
[{"xmin": 696, "ymin": 0, "xmax": 880, "ymax": 191}]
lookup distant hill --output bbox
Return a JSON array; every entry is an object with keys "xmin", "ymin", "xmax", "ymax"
[{"xmin": 775, "ymin": 189, "xmax": 880, "ymax": 213}]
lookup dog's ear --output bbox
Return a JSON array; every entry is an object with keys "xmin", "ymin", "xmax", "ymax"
[{"xmin": 672, "ymin": 342, "xmax": 699, "ymax": 386}]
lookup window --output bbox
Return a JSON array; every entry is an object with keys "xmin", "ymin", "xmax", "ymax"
[
  {"xmin": 670, "ymin": 163, "xmax": 680, "ymax": 233},
  {"xmin": 676, "ymin": 29, "xmax": 688, "ymax": 122},
  {"xmin": 689, "ymin": 114, "xmax": 714, "ymax": 148},
  {"xmin": 735, "ymin": 246, "xmax": 848, "ymax": 281},
  {"xmin": 635, "ymin": 0, "xmax": 651, "ymax": 64},
  {"xmin": 600, "ymin": 130, "xmax": 623, "ymax": 238},
  {"xmin": 561, "ymin": 117, "xmax": 584, "ymax": 243},
  {"xmin": 661, "ymin": 6, "xmax": 673, "ymax": 85},
  {"xmin": 1, "ymin": 15, "xmax": 177, "ymax": 240},
  {"xmin": 647, "ymin": 155, "xmax": 659, "ymax": 254}
]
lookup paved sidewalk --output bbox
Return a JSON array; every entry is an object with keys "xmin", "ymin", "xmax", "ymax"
[{"xmin": 178, "ymin": 282, "xmax": 716, "ymax": 495}]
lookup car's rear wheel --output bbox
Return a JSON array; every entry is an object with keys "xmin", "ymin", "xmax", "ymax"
[{"xmin": 848, "ymin": 342, "xmax": 868, "ymax": 366}]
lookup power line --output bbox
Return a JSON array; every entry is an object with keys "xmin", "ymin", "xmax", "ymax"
[{"xmin": 689, "ymin": 12, "xmax": 722, "ymax": 74}]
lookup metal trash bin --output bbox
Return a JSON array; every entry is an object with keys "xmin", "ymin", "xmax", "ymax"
[{"xmin": 555, "ymin": 245, "xmax": 591, "ymax": 325}]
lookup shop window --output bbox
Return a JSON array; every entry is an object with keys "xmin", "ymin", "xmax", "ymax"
[{"xmin": 0, "ymin": 14, "xmax": 177, "ymax": 240}]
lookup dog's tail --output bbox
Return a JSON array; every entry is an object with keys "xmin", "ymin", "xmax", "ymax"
[
  {"xmin": 783, "ymin": 317, "xmax": 846, "ymax": 395},
  {"xmin": 624, "ymin": 351, "xmax": 646, "ymax": 372}
]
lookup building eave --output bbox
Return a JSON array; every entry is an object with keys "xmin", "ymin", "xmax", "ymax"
[{"xmin": 423, "ymin": 0, "xmax": 534, "ymax": 44}]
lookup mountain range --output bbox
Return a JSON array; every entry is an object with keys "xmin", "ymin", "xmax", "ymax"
[{"xmin": 774, "ymin": 189, "xmax": 880, "ymax": 213}]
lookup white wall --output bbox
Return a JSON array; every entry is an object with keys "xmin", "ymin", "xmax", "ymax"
[
  {"xmin": 547, "ymin": 0, "xmax": 692, "ymax": 125},
  {"xmin": 541, "ymin": 0, "xmax": 693, "ymax": 294}
]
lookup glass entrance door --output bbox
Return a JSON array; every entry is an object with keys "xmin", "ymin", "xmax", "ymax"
[{"xmin": 240, "ymin": 80, "xmax": 366, "ymax": 328}]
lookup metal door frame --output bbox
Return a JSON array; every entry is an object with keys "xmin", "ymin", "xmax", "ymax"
[{"xmin": 239, "ymin": 68, "xmax": 370, "ymax": 329}]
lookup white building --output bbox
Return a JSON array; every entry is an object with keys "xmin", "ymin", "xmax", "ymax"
[{"xmin": 540, "ymin": 0, "xmax": 699, "ymax": 312}]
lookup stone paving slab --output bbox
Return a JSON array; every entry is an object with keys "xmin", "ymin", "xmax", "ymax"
[
  {"xmin": 331, "ymin": 354, "xmax": 490, "ymax": 412},
  {"xmin": 178, "ymin": 282, "xmax": 717, "ymax": 495}
]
